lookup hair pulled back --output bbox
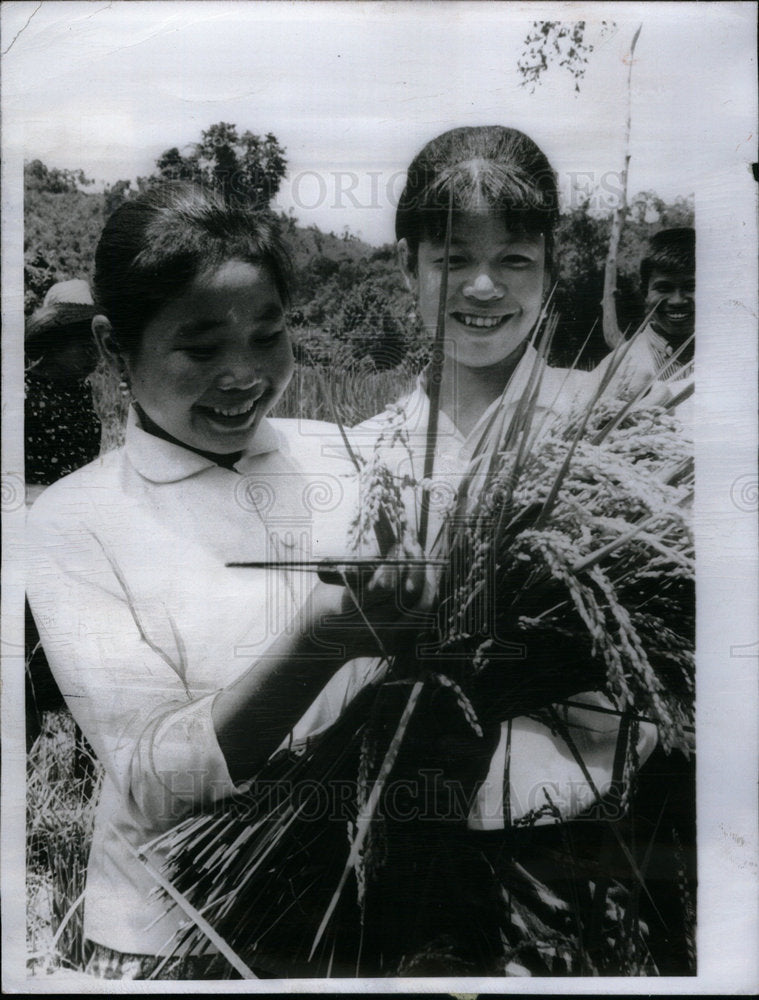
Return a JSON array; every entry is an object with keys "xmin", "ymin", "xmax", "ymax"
[
  {"xmin": 396, "ymin": 126, "xmax": 559, "ymax": 271},
  {"xmin": 93, "ymin": 184, "xmax": 293, "ymax": 359}
]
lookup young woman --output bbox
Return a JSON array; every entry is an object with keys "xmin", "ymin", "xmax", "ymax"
[
  {"xmin": 347, "ymin": 126, "xmax": 661, "ymax": 974},
  {"xmin": 26, "ymin": 185, "xmax": 424, "ymax": 979}
]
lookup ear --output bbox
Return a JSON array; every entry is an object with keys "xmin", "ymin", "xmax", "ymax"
[
  {"xmin": 397, "ymin": 238, "xmax": 417, "ymax": 295},
  {"xmin": 92, "ymin": 315, "xmax": 124, "ymax": 373}
]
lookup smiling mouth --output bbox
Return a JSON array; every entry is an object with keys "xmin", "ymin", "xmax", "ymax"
[
  {"xmin": 452, "ymin": 312, "xmax": 514, "ymax": 330},
  {"xmin": 663, "ymin": 311, "xmax": 693, "ymax": 323},
  {"xmin": 196, "ymin": 396, "xmax": 263, "ymax": 428}
]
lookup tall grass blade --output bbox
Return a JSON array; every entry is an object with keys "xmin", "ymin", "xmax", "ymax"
[
  {"xmin": 110, "ymin": 822, "xmax": 259, "ymax": 978},
  {"xmin": 418, "ymin": 188, "xmax": 453, "ymax": 552},
  {"xmin": 309, "ymin": 678, "xmax": 426, "ymax": 959}
]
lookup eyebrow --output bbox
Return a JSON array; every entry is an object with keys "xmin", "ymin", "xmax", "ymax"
[
  {"xmin": 176, "ymin": 320, "xmax": 226, "ymax": 338},
  {"xmin": 176, "ymin": 305, "xmax": 284, "ymax": 338},
  {"xmin": 445, "ymin": 235, "xmax": 543, "ymax": 250}
]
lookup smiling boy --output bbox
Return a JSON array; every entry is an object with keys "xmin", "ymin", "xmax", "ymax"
[
  {"xmin": 599, "ymin": 227, "xmax": 695, "ymax": 404},
  {"xmin": 640, "ymin": 227, "xmax": 695, "ymax": 376}
]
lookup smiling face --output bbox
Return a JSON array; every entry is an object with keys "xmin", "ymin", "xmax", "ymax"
[
  {"xmin": 404, "ymin": 210, "xmax": 546, "ymax": 371},
  {"xmin": 645, "ymin": 268, "xmax": 695, "ymax": 345},
  {"xmin": 122, "ymin": 259, "xmax": 293, "ymax": 454}
]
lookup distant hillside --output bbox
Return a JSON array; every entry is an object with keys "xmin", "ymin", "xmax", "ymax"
[{"xmin": 24, "ymin": 161, "xmax": 693, "ymax": 369}]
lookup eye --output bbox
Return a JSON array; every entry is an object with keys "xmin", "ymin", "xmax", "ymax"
[
  {"xmin": 430, "ymin": 253, "xmax": 467, "ymax": 269},
  {"xmin": 182, "ymin": 344, "xmax": 218, "ymax": 361},
  {"xmin": 501, "ymin": 254, "xmax": 535, "ymax": 269},
  {"xmin": 253, "ymin": 328, "xmax": 284, "ymax": 347}
]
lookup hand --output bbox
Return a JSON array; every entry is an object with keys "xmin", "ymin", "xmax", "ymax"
[{"xmin": 306, "ymin": 541, "xmax": 438, "ymax": 659}]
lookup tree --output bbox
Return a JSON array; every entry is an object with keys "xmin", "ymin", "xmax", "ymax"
[
  {"xmin": 24, "ymin": 159, "xmax": 94, "ymax": 195},
  {"xmin": 24, "ymin": 161, "xmax": 105, "ymax": 312},
  {"xmin": 600, "ymin": 24, "xmax": 642, "ymax": 347},
  {"xmin": 141, "ymin": 122, "xmax": 287, "ymax": 208},
  {"xmin": 517, "ymin": 20, "xmax": 614, "ymax": 93}
]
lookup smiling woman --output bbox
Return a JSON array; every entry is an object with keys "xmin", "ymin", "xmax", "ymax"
[
  {"xmin": 97, "ymin": 260, "xmax": 293, "ymax": 458},
  {"xmin": 25, "ymin": 184, "xmax": 430, "ymax": 979}
]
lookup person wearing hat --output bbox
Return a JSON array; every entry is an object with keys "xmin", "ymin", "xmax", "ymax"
[
  {"xmin": 25, "ymin": 279, "xmax": 104, "ymax": 750},
  {"xmin": 25, "ymin": 278, "xmax": 102, "ymax": 486}
]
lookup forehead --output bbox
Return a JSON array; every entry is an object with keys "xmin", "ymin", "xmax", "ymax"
[
  {"xmin": 192, "ymin": 258, "xmax": 277, "ymax": 293},
  {"xmin": 422, "ymin": 209, "xmax": 544, "ymax": 248},
  {"xmin": 146, "ymin": 260, "xmax": 283, "ymax": 339},
  {"xmin": 648, "ymin": 268, "xmax": 695, "ymax": 286},
  {"xmin": 178, "ymin": 260, "xmax": 282, "ymax": 314}
]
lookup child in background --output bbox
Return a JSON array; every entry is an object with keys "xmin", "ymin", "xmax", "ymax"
[
  {"xmin": 637, "ymin": 227, "xmax": 695, "ymax": 379},
  {"xmin": 25, "ymin": 279, "xmax": 102, "ymax": 747},
  {"xmin": 600, "ymin": 227, "xmax": 695, "ymax": 404}
]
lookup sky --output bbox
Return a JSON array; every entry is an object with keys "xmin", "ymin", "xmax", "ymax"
[{"xmin": 2, "ymin": 0, "xmax": 756, "ymax": 244}]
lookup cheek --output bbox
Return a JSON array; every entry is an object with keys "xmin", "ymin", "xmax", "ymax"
[
  {"xmin": 129, "ymin": 352, "xmax": 203, "ymax": 403},
  {"xmin": 417, "ymin": 273, "xmax": 443, "ymax": 324},
  {"xmin": 269, "ymin": 339, "xmax": 295, "ymax": 386},
  {"xmin": 515, "ymin": 271, "xmax": 545, "ymax": 318}
]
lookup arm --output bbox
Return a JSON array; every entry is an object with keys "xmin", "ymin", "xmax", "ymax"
[
  {"xmin": 27, "ymin": 498, "xmax": 426, "ymax": 821},
  {"xmin": 213, "ymin": 558, "xmax": 430, "ymax": 782},
  {"xmin": 26, "ymin": 503, "xmax": 241, "ymax": 827}
]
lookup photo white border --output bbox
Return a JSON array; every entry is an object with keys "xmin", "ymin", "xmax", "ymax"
[{"xmin": 3, "ymin": 2, "xmax": 757, "ymax": 994}]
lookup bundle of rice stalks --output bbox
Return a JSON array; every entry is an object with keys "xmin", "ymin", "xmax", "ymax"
[
  {"xmin": 425, "ymin": 393, "xmax": 694, "ymax": 754},
  {"xmin": 150, "ymin": 323, "xmax": 693, "ymax": 977}
]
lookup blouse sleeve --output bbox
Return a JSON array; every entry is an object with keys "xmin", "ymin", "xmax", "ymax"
[{"xmin": 26, "ymin": 498, "xmax": 240, "ymax": 830}]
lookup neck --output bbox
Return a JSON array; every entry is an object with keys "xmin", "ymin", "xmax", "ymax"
[
  {"xmin": 437, "ymin": 344, "xmax": 527, "ymax": 438},
  {"xmin": 650, "ymin": 323, "xmax": 694, "ymax": 364},
  {"xmin": 134, "ymin": 404, "xmax": 243, "ymax": 470}
]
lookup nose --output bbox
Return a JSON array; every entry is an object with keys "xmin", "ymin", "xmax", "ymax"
[
  {"xmin": 216, "ymin": 351, "xmax": 265, "ymax": 392},
  {"xmin": 668, "ymin": 286, "xmax": 688, "ymax": 305},
  {"xmin": 464, "ymin": 269, "xmax": 504, "ymax": 302}
]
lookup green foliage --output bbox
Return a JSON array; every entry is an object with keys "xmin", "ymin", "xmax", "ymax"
[
  {"xmin": 24, "ymin": 160, "xmax": 94, "ymax": 195},
  {"xmin": 23, "ymin": 156, "xmax": 692, "ymax": 371},
  {"xmin": 517, "ymin": 21, "xmax": 616, "ymax": 93},
  {"xmin": 24, "ymin": 163, "xmax": 107, "ymax": 313},
  {"xmin": 139, "ymin": 121, "xmax": 287, "ymax": 208}
]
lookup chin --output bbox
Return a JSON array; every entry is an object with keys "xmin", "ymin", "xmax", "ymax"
[{"xmin": 453, "ymin": 339, "xmax": 528, "ymax": 370}]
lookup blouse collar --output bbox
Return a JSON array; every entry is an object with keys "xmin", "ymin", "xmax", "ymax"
[
  {"xmin": 124, "ymin": 406, "xmax": 283, "ymax": 483},
  {"xmin": 407, "ymin": 342, "xmax": 543, "ymax": 449}
]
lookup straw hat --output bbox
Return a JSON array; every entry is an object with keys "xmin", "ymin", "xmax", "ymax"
[
  {"xmin": 25, "ymin": 279, "xmax": 97, "ymax": 353},
  {"xmin": 42, "ymin": 278, "xmax": 93, "ymax": 307}
]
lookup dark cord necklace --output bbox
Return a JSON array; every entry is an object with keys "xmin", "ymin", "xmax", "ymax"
[{"xmin": 134, "ymin": 405, "xmax": 244, "ymax": 471}]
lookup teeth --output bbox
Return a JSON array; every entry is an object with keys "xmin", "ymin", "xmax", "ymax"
[
  {"xmin": 455, "ymin": 313, "xmax": 508, "ymax": 329},
  {"xmin": 209, "ymin": 399, "xmax": 258, "ymax": 417}
]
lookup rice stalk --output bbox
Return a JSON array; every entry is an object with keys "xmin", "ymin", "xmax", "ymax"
[{"xmin": 151, "ymin": 305, "xmax": 693, "ymax": 975}]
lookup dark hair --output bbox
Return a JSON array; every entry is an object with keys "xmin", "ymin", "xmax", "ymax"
[
  {"xmin": 640, "ymin": 227, "xmax": 696, "ymax": 293},
  {"xmin": 93, "ymin": 184, "xmax": 293, "ymax": 359},
  {"xmin": 395, "ymin": 126, "xmax": 559, "ymax": 272}
]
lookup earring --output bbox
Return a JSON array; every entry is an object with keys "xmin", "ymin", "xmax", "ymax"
[{"xmin": 118, "ymin": 374, "xmax": 132, "ymax": 399}]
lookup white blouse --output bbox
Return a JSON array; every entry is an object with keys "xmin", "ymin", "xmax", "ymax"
[
  {"xmin": 348, "ymin": 344, "xmax": 658, "ymax": 831},
  {"xmin": 26, "ymin": 407, "xmax": 357, "ymax": 955}
]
